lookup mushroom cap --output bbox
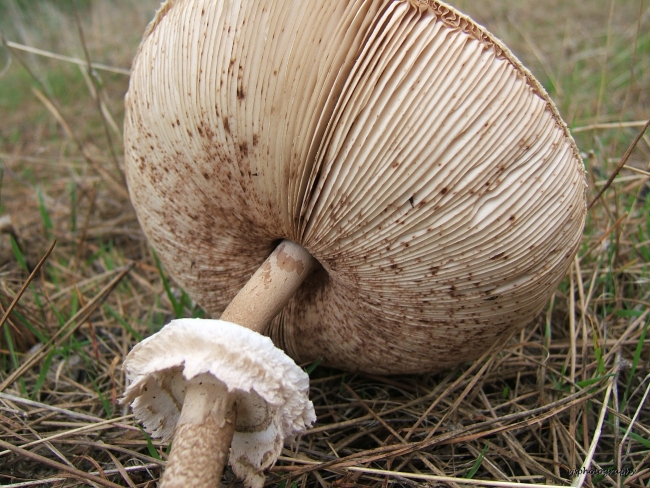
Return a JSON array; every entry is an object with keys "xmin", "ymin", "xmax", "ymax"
[
  {"xmin": 124, "ymin": 0, "xmax": 587, "ymax": 373},
  {"xmin": 122, "ymin": 319, "xmax": 315, "ymax": 487}
]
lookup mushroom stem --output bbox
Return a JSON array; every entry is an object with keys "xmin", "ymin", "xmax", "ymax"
[
  {"xmin": 221, "ymin": 239, "xmax": 317, "ymax": 332},
  {"xmin": 161, "ymin": 375, "xmax": 236, "ymax": 488},
  {"xmin": 161, "ymin": 240, "xmax": 316, "ymax": 486}
]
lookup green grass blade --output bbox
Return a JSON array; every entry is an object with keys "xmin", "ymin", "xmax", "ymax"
[
  {"xmin": 608, "ymin": 420, "xmax": 650, "ymax": 449},
  {"xmin": 615, "ymin": 309, "xmax": 644, "ymax": 318},
  {"xmin": 576, "ymin": 373, "xmax": 617, "ymax": 388},
  {"xmin": 138, "ymin": 426, "xmax": 161, "ymax": 460},
  {"xmin": 32, "ymin": 348, "xmax": 56, "ymax": 398},
  {"xmin": 465, "ymin": 443, "xmax": 488, "ymax": 479},
  {"xmin": 3, "ymin": 322, "xmax": 20, "ymax": 370},
  {"xmin": 10, "ymin": 235, "xmax": 28, "ymax": 271},
  {"xmin": 104, "ymin": 305, "xmax": 143, "ymax": 341},
  {"xmin": 37, "ymin": 189, "xmax": 53, "ymax": 238},
  {"xmin": 69, "ymin": 181, "xmax": 77, "ymax": 234},
  {"xmin": 593, "ymin": 335, "xmax": 605, "ymax": 376},
  {"xmin": 305, "ymin": 358, "xmax": 323, "ymax": 376},
  {"xmin": 152, "ymin": 249, "xmax": 183, "ymax": 318},
  {"xmin": 11, "ymin": 309, "xmax": 48, "ymax": 342},
  {"xmin": 88, "ymin": 374, "xmax": 112, "ymax": 417},
  {"xmin": 3, "ymin": 322, "xmax": 27, "ymax": 395},
  {"xmin": 50, "ymin": 302, "xmax": 66, "ymax": 327},
  {"xmin": 623, "ymin": 317, "xmax": 649, "ymax": 409}
]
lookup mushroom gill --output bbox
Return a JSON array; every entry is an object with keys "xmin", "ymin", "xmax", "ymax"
[{"xmin": 125, "ymin": 0, "xmax": 587, "ymax": 374}]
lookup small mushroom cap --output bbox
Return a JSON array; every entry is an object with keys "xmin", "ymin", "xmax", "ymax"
[
  {"xmin": 122, "ymin": 319, "xmax": 315, "ymax": 487},
  {"xmin": 125, "ymin": 0, "xmax": 587, "ymax": 373}
]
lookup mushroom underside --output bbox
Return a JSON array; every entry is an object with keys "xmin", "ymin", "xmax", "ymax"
[{"xmin": 124, "ymin": 0, "xmax": 586, "ymax": 374}]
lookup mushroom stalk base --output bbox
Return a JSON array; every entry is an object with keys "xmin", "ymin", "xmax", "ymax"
[
  {"xmin": 160, "ymin": 377, "xmax": 236, "ymax": 488},
  {"xmin": 221, "ymin": 239, "xmax": 317, "ymax": 332}
]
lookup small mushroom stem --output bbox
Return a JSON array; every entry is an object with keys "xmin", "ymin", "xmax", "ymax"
[
  {"xmin": 162, "ymin": 240, "xmax": 316, "ymax": 486},
  {"xmin": 161, "ymin": 375, "xmax": 236, "ymax": 488},
  {"xmin": 221, "ymin": 239, "xmax": 317, "ymax": 332}
]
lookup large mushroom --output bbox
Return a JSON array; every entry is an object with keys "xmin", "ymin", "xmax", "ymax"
[{"xmin": 123, "ymin": 0, "xmax": 587, "ymax": 486}]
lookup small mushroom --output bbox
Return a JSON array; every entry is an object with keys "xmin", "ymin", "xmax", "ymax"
[
  {"xmin": 123, "ymin": 0, "xmax": 587, "ymax": 486},
  {"xmin": 122, "ymin": 318, "xmax": 315, "ymax": 488}
]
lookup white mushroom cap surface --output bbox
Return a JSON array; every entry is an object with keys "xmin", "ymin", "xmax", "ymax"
[
  {"xmin": 122, "ymin": 319, "xmax": 315, "ymax": 487},
  {"xmin": 125, "ymin": 0, "xmax": 587, "ymax": 373}
]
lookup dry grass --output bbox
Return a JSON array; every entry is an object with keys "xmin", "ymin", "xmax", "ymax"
[{"xmin": 0, "ymin": 0, "xmax": 649, "ymax": 487}]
